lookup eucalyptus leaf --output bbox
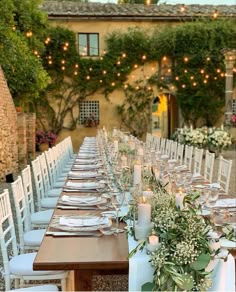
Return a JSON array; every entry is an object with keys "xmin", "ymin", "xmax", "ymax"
[
  {"xmin": 190, "ymin": 253, "xmax": 211, "ymax": 270},
  {"xmin": 141, "ymin": 282, "xmax": 154, "ymax": 291},
  {"xmin": 173, "ymin": 274, "xmax": 194, "ymax": 290}
]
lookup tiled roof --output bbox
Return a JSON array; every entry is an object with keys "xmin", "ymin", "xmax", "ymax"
[{"xmin": 41, "ymin": 1, "xmax": 236, "ymax": 19}]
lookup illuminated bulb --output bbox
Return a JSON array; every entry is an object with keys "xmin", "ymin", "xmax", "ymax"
[
  {"xmin": 182, "ymin": 84, "xmax": 186, "ymax": 88},
  {"xmin": 63, "ymin": 46, "xmax": 67, "ymax": 51},
  {"xmin": 146, "ymin": 76, "xmax": 149, "ymax": 79},
  {"xmin": 160, "ymin": 87, "xmax": 163, "ymax": 90},
  {"xmin": 75, "ymin": 64, "xmax": 79, "ymax": 68},
  {"xmin": 100, "ymin": 57, "xmax": 103, "ymax": 60},
  {"xmin": 61, "ymin": 60, "xmax": 65, "ymax": 64},
  {"xmin": 148, "ymin": 87, "xmax": 152, "ymax": 90},
  {"xmin": 162, "ymin": 56, "xmax": 167, "ymax": 61},
  {"xmin": 184, "ymin": 69, "xmax": 188, "ymax": 73},
  {"xmin": 220, "ymin": 73, "xmax": 225, "ymax": 77},
  {"xmin": 103, "ymin": 70, "xmax": 107, "ymax": 75},
  {"xmin": 171, "ymin": 86, "xmax": 175, "ymax": 90},
  {"xmin": 142, "ymin": 55, "xmax": 146, "ymax": 60},
  {"xmin": 48, "ymin": 56, "xmax": 52, "ymax": 59},
  {"xmin": 203, "ymin": 79, "xmax": 207, "ymax": 83},
  {"xmin": 217, "ymin": 69, "xmax": 221, "ymax": 73},
  {"xmin": 86, "ymin": 76, "xmax": 90, "ymax": 80},
  {"xmin": 161, "ymin": 76, "xmax": 164, "ymax": 80},
  {"xmin": 12, "ymin": 26, "xmax": 16, "ymax": 31},
  {"xmin": 134, "ymin": 64, "xmax": 138, "ymax": 68},
  {"xmin": 117, "ymin": 60, "xmax": 121, "ymax": 65},
  {"xmin": 117, "ymin": 73, "xmax": 120, "ymax": 77},
  {"xmin": 48, "ymin": 60, "xmax": 52, "ymax": 65},
  {"xmin": 193, "ymin": 82, "xmax": 197, "ymax": 86},
  {"xmin": 65, "ymin": 42, "xmax": 69, "ymax": 47},
  {"xmin": 175, "ymin": 76, "xmax": 179, "ymax": 81},
  {"xmin": 122, "ymin": 53, "xmax": 126, "ymax": 58},
  {"xmin": 74, "ymin": 71, "xmax": 78, "ymax": 75},
  {"xmin": 214, "ymin": 77, "xmax": 218, "ymax": 80},
  {"xmin": 103, "ymin": 50, "xmax": 107, "ymax": 55},
  {"xmin": 46, "ymin": 37, "xmax": 51, "ymax": 42},
  {"xmin": 111, "ymin": 82, "xmax": 115, "ymax": 86},
  {"xmin": 34, "ymin": 50, "xmax": 38, "ymax": 55},
  {"xmin": 200, "ymin": 69, "xmax": 204, "ymax": 74},
  {"xmin": 233, "ymin": 68, "xmax": 236, "ymax": 73},
  {"xmin": 229, "ymin": 56, "xmax": 233, "ymax": 60},
  {"xmin": 205, "ymin": 75, "xmax": 209, "ymax": 79},
  {"xmin": 167, "ymin": 68, "xmax": 171, "ymax": 73},
  {"xmin": 131, "ymin": 75, "xmax": 135, "ymax": 79},
  {"xmin": 190, "ymin": 76, "xmax": 194, "ymax": 80},
  {"xmin": 136, "ymin": 86, "xmax": 139, "ymax": 90},
  {"xmin": 61, "ymin": 66, "xmax": 65, "ymax": 70},
  {"xmin": 146, "ymin": 0, "xmax": 150, "ymax": 4},
  {"xmin": 151, "ymin": 67, "xmax": 155, "ymax": 71},
  {"xmin": 180, "ymin": 5, "xmax": 185, "ymax": 12},
  {"xmin": 89, "ymin": 68, "xmax": 93, "ymax": 71},
  {"xmin": 213, "ymin": 10, "xmax": 218, "ymax": 18},
  {"xmin": 184, "ymin": 57, "xmax": 189, "ymax": 62},
  {"xmin": 100, "ymin": 80, "xmax": 103, "ymax": 83},
  {"xmin": 206, "ymin": 57, "xmax": 211, "ymax": 61},
  {"xmin": 124, "ymin": 84, "xmax": 128, "ymax": 89},
  {"xmin": 37, "ymin": 55, "xmax": 40, "ymax": 58}
]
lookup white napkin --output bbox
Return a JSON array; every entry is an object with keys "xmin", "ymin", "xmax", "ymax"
[
  {"xmin": 61, "ymin": 195, "xmax": 99, "ymax": 204},
  {"xmin": 72, "ymin": 164, "xmax": 101, "ymax": 170},
  {"xmin": 214, "ymin": 198, "xmax": 236, "ymax": 208},
  {"xmin": 59, "ymin": 216, "xmax": 109, "ymax": 227},
  {"xmin": 65, "ymin": 181, "xmax": 100, "ymax": 189},
  {"xmin": 68, "ymin": 171, "xmax": 98, "ymax": 178},
  {"xmin": 174, "ymin": 164, "xmax": 188, "ymax": 171}
]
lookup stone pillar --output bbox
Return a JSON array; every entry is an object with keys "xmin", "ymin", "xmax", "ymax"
[
  {"xmin": 222, "ymin": 49, "xmax": 236, "ymax": 126},
  {"xmin": 25, "ymin": 113, "xmax": 36, "ymax": 161},
  {"xmin": 17, "ymin": 113, "xmax": 27, "ymax": 170}
]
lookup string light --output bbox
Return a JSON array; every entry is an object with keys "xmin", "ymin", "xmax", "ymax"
[
  {"xmin": 75, "ymin": 64, "xmax": 79, "ymax": 68},
  {"xmin": 102, "ymin": 70, "xmax": 107, "ymax": 75},
  {"xmin": 26, "ymin": 31, "xmax": 32, "ymax": 37},
  {"xmin": 100, "ymin": 80, "xmax": 103, "ymax": 83},
  {"xmin": 203, "ymin": 79, "xmax": 207, "ymax": 83},
  {"xmin": 142, "ymin": 55, "xmax": 146, "ymax": 60},
  {"xmin": 180, "ymin": 5, "xmax": 185, "ymax": 12},
  {"xmin": 205, "ymin": 75, "xmax": 209, "ymax": 79},
  {"xmin": 122, "ymin": 53, "xmax": 126, "ymax": 58},
  {"xmin": 184, "ymin": 69, "xmax": 188, "ymax": 73},
  {"xmin": 117, "ymin": 60, "xmax": 121, "ymax": 65},
  {"xmin": 182, "ymin": 84, "xmax": 186, "ymax": 88},
  {"xmin": 162, "ymin": 56, "xmax": 167, "ymax": 61},
  {"xmin": 193, "ymin": 82, "xmax": 197, "ymax": 86},
  {"xmin": 134, "ymin": 64, "xmax": 138, "ymax": 69},
  {"xmin": 206, "ymin": 57, "xmax": 211, "ymax": 61},
  {"xmin": 184, "ymin": 57, "xmax": 189, "ymax": 62},
  {"xmin": 111, "ymin": 82, "xmax": 115, "ymax": 86},
  {"xmin": 86, "ymin": 76, "xmax": 90, "ymax": 80},
  {"xmin": 61, "ymin": 66, "xmax": 65, "ymax": 70},
  {"xmin": 200, "ymin": 69, "xmax": 204, "ymax": 74},
  {"xmin": 213, "ymin": 10, "xmax": 218, "ymax": 19},
  {"xmin": 61, "ymin": 60, "xmax": 65, "ymax": 64},
  {"xmin": 190, "ymin": 76, "xmax": 194, "ymax": 80},
  {"xmin": 175, "ymin": 76, "xmax": 179, "ymax": 80},
  {"xmin": 74, "ymin": 71, "xmax": 78, "ymax": 75}
]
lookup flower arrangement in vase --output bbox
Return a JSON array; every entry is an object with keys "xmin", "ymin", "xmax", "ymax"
[{"xmin": 36, "ymin": 130, "xmax": 58, "ymax": 151}]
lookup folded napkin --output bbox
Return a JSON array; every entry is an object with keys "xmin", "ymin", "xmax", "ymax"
[
  {"xmin": 174, "ymin": 164, "xmax": 188, "ymax": 171},
  {"xmin": 61, "ymin": 195, "xmax": 100, "ymax": 204},
  {"xmin": 72, "ymin": 164, "xmax": 101, "ymax": 170},
  {"xmin": 68, "ymin": 171, "xmax": 98, "ymax": 179},
  {"xmin": 74, "ymin": 159, "xmax": 98, "ymax": 164},
  {"xmin": 59, "ymin": 216, "xmax": 109, "ymax": 227},
  {"xmin": 214, "ymin": 198, "xmax": 236, "ymax": 208},
  {"xmin": 65, "ymin": 181, "xmax": 101, "ymax": 189},
  {"xmin": 192, "ymin": 173, "xmax": 201, "ymax": 178},
  {"xmin": 77, "ymin": 154, "xmax": 98, "ymax": 159},
  {"xmin": 208, "ymin": 183, "xmax": 221, "ymax": 189}
]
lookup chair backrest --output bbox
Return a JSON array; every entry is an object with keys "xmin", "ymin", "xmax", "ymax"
[
  {"xmin": 21, "ymin": 165, "xmax": 35, "ymax": 215},
  {"xmin": 170, "ymin": 141, "xmax": 178, "ymax": 160},
  {"xmin": 44, "ymin": 148, "xmax": 58, "ymax": 186},
  {"xmin": 183, "ymin": 145, "xmax": 194, "ymax": 170},
  {"xmin": 38, "ymin": 153, "xmax": 51, "ymax": 193},
  {"xmin": 176, "ymin": 143, "xmax": 184, "ymax": 165},
  {"xmin": 164, "ymin": 139, "xmax": 172, "ymax": 157},
  {"xmin": 160, "ymin": 138, "xmax": 166, "ymax": 154},
  {"xmin": 192, "ymin": 147, "xmax": 204, "ymax": 174},
  {"xmin": 153, "ymin": 136, "xmax": 161, "ymax": 151},
  {"xmin": 146, "ymin": 133, "xmax": 153, "ymax": 147},
  {"xmin": 31, "ymin": 157, "xmax": 46, "ymax": 210},
  {"xmin": 204, "ymin": 150, "xmax": 215, "ymax": 183},
  {"xmin": 0, "ymin": 189, "xmax": 18, "ymax": 288},
  {"xmin": 11, "ymin": 176, "xmax": 31, "ymax": 253},
  {"xmin": 217, "ymin": 155, "xmax": 232, "ymax": 193}
]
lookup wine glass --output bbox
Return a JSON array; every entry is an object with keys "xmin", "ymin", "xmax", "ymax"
[{"xmin": 110, "ymin": 191, "xmax": 125, "ymax": 232}]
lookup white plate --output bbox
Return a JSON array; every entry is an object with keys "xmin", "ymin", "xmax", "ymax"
[
  {"xmin": 59, "ymin": 195, "xmax": 108, "ymax": 207},
  {"xmin": 220, "ymin": 238, "xmax": 236, "ymax": 249}
]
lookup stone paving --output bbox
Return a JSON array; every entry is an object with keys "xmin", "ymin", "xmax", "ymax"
[{"xmin": 0, "ymin": 146, "xmax": 235, "ymax": 291}]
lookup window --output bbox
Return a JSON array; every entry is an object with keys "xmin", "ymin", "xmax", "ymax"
[
  {"xmin": 79, "ymin": 101, "xmax": 99, "ymax": 126},
  {"xmin": 78, "ymin": 33, "xmax": 99, "ymax": 56}
]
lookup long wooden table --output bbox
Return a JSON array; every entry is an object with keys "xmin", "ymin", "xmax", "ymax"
[{"xmin": 33, "ymin": 206, "xmax": 129, "ymax": 291}]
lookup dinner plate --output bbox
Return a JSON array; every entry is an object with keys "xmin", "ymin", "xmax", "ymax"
[
  {"xmin": 50, "ymin": 215, "xmax": 112, "ymax": 232},
  {"xmin": 220, "ymin": 238, "xmax": 236, "ymax": 249},
  {"xmin": 59, "ymin": 195, "xmax": 108, "ymax": 207}
]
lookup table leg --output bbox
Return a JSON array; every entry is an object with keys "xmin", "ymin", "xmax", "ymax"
[{"xmin": 74, "ymin": 270, "xmax": 93, "ymax": 291}]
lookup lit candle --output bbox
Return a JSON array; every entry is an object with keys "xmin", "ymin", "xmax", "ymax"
[
  {"xmin": 146, "ymin": 234, "xmax": 160, "ymax": 252},
  {"xmin": 175, "ymin": 191, "xmax": 186, "ymax": 210},
  {"xmin": 142, "ymin": 190, "xmax": 153, "ymax": 197},
  {"xmin": 133, "ymin": 162, "xmax": 142, "ymax": 185},
  {"xmin": 120, "ymin": 154, "xmax": 128, "ymax": 168},
  {"xmin": 138, "ymin": 199, "xmax": 151, "ymax": 225},
  {"xmin": 220, "ymin": 124, "xmax": 224, "ymax": 130},
  {"xmin": 113, "ymin": 140, "xmax": 119, "ymax": 153}
]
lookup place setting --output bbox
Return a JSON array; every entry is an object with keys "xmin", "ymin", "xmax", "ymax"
[{"xmin": 63, "ymin": 180, "xmax": 106, "ymax": 192}]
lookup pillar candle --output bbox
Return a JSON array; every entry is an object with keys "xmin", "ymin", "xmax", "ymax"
[
  {"xmin": 142, "ymin": 190, "xmax": 153, "ymax": 197},
  {"xmin": 175, "ymin": 192, "xmax": 186, "ymax": 210},
  {"xmin": 120, "ymin": 154, "xmax": 128, "ymax": 168},
  {"xmin": 133, "ymin": 163, "xmax": 142, "ymax": 185},
  {"xmin": 138, "ymin": 202, "xmax": 151, "ymax": 225},
  {"xmin": 113, "ymin": 140, "xmax": 119, "ymax": 153}
]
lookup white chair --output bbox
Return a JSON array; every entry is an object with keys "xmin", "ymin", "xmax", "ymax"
[
  {"xmin": 183, "ymin": 145, "xmax": 193, "ymax": 170},
  {"xmin": 164, "ymin": 139, "xmax": 172, "ymax": 157},
  {"xmin": 176, "ymin": 143, "xmax": 184, "ymax": 164},
  {"xmin": 38, "ymin": 152, "xmax": 64, "ymax": 194},
  {"xmin": 203, "ymin": 150, "xmax": 215, "ymax": 183},
  {"xmin": 12, "ymin": 284, "xmax": 59, "ymax": 291},
  {"xmin": 11, "ymin": 176, "xmax": 46, "ymax": 252},
  {"xmin": 21, "ymin": 165, "xmax": 53, "ymax": 228},
  {"xmin": 217, "ymin": 155, "xmax": 232, "ymax": 193},
  {"xmin": 153, "ymin": 136, "xmax": 161, "ymax": 151},
  {"xmin": 170, "ymin": 141, "xmax": 178, "ymax": 160},
  {"xmin": 31, "ymin": 157, "xmax": 58, "ymax": 210},
  {"xmin": 0, "ymin": 189, "xmax": 68, "ymax": 291},
  {"xmin": 146, "ymin": 132, "xmax": 153, "ymax": 148},
  {"xmin": 160, "ymin": 138, "xmax": 166, "ymax": 154},
  {"xmin": 192, "ymin": 147, "xmax": 204, "ymax": 175}
]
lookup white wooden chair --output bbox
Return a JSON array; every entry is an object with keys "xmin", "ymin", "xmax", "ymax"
[
  {"xmin": 203, "ymin": 150, "xmax": 215, "ymax": 183},
  {"xmin": 192, "ymin": 147, "xmax": 204, "ymax": 175},
  {"xmin": 164, "ymin": 139, "xmax": 172, "ymax": 157},
  {"xmin": 12, "ymin": 284, "xmax": 59, "ymax": 291},
  {"xmin": 0, "ymin": 189, "xmax": 68, "ymax": 291},
  {"xmin": 183, "ymin": 145, "xmax": 194, "ymax": 170},
  {"xmin": 146, "ymin": 132, "xmax": 153, "ymax": 148},
  {"xmin": 170, "ymin": 141, "xmax": 178, "ymax": 160},
  {"xmin": 38, "ymin": 152, "xmax": 64, "ymax": 194},
  {"xmin": 31, "ymin": 157, "xmax": 58, "ymax": 210},
  {"xmin": 176, "ymin": 143, "xmax": 184, "ymax": 165},
  {"xmin": 21, "ymin": 165, "xmax": 53, "ymax": 228},
  {"xmin": 153, "ymin": 136, "xmax": 161, "ymax": 151},
  {"xmin": 160, "ymin": 138, "xmax": 166, "ymax": 154},
  {"xmin": 11, "ymin": 176, "xmax": 46, "ymax": 253},
  {"xmin": 217, "ymin": 155, "xmax": 233, "ymax": 193}
]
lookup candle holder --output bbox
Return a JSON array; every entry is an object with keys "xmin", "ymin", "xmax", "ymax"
[
  {"xmin": 146, "ymin": 232, "xmax": 160, "ymax": 254},
  {"xmin": 134, "ymin": 222, "xmax": 153, "ymax": 241}
]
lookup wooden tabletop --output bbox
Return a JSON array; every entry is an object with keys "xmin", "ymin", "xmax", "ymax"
[{"xmin": 33, "ymin": 205, "xmax": 129, "ymax": 291}]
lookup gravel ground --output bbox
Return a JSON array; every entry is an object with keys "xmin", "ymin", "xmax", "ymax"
[{"xmin": 0, "ymin": 146, "xmax": 235, "ymax": 291}]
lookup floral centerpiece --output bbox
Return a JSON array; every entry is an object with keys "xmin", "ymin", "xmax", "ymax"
[
  {"xmin": 36, "ymin": 130, "xmax": 57, "ymax": 148},
  {"xmin": 207, "ymin": 130, "xmax": 232, "ymax": 153},
  {"xmin": 231, "ymin": 114, "xmax": 236, "ymax": 126},
  {"xmin": 84, "ymin": 113, "xmax": 99, "ymax": 127},
  {"xmin": 184, "ymin": 128, "xmax": 208, "ymax": 148}
]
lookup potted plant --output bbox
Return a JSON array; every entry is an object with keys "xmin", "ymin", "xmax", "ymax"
[{"xmin": 36, "ymin": 130, "xmax": 58, "ymax": 152}]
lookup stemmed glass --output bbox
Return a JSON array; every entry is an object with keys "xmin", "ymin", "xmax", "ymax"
[{"xmin": 110, "ymin": 191, "xmax": 125, "ymax": 233}]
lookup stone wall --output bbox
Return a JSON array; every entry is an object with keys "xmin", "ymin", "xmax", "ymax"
[{"xmin": 0, "ymin": 66, "xmax": 18, "ymax": 181}]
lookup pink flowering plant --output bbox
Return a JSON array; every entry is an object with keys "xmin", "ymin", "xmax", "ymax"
[
  {"xmin": 36, "ymin": 130, "xmax": 57, "ymax": 147},
  {"xmin": 231, "ymin": 114, "xmax": 236, "ymax": 125}
]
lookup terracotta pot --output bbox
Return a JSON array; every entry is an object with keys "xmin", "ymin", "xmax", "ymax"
[
  {"xmin": 15, "ymin": 107, "xmax": 22, "ymax": 113},
  {"xmin": 39, "ymin": 143, "xmax": 49, "ymax": 152}
]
